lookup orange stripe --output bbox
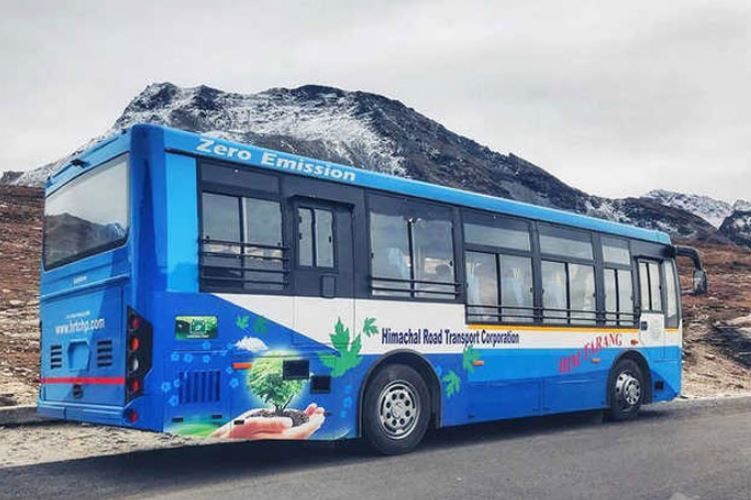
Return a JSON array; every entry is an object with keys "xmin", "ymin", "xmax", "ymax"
[{"xmin": 467, "ymin": 324, "xmax": 640, "ymax": 334}]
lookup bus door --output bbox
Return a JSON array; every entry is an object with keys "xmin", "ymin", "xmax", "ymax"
[
  {"xmin": 289, "ymin": 196, "xmax": 355, "ymax": 348},
  {"xmin": 637, "ymin": 259, "xmax": 666, "ymax": 359}
]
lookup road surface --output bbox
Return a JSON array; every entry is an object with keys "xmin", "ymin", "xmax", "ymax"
[{"xmin": 1, "ymin": 397, "xmax": 750, "ymax": 499}]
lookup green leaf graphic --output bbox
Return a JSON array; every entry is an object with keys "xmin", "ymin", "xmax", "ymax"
[
  {"xmin": 363, "ymin": 317, "xmax": 378, "ymax": 337},
  {"xmin": 253, "ymin": 316, "xmax": 268, "ymax": 334},
  {"xmin": 317, "ymin": 317, "xmax": 363, "ymax": 378},
  {"xmin": 235, "ymin": 315, "xmax": 250, "ymax": 331},
  {"xmin": 462, "ymin": 345, "xmax": 480, "ymax": 373},
  {"xmin": 443, "ymin": 370, "xmax": 461, "ymax": 399}
]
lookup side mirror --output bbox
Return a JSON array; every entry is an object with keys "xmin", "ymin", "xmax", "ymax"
[{"xmin": 693, "ymin": 269, "xmax": 708, "ymax": 296}]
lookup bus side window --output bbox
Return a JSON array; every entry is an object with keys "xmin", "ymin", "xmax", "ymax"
[
  {"xmin": 663, "ymin": 260, "xmax": 679, "ymax": 327},
  {"xmin": 465, "ymin": 251, "xmax": 498, "ymax": 321},
  {"xmin": 539, "ymin": 225, "xmax": 596, "ymax": 325},
  {"xmin": 639, "ymin": 261, "xmax": 663, "ymax": 312},
  {"xmin": 602, "ymin": 237, "xmax": 635, "ymax": 327},
  {"xmin": 297, "ymin": 207, "xmax": 334, "ymax": 268}
]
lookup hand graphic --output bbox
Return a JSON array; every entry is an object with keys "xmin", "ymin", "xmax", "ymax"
[{"xmin": 211, "ymin": 403, "xmax": 326, "ymax": 440}]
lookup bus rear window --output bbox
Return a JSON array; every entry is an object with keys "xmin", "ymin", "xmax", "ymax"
[{"xmin": 43, "ymin": 155, "xmax": 129, "ymax": 269}]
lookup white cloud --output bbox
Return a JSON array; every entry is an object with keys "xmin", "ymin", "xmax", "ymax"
[
  {"xmin": 1, "ymin": 0, "xmax": 749, "ymax": 202},
  {"xmin": 235, "ymin": 336, "xmax": 268, "ymax": 354}
]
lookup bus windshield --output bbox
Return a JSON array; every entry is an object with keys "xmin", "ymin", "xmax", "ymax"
[{"xmin": 43, "ymin": 155, "xmax": 129, "ymax": 269}]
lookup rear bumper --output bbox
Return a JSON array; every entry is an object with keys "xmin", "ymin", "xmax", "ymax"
[{"xmin": 37, "ymin": 400, "xmax": 126, "ymax": 426}]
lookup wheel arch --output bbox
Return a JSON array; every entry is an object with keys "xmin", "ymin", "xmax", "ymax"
[
  {"xmin": 357, "ymin": 350, "xmax": 442, "ymax": 437},
  {"xmin": 608, "ymin": 349, "xmax": 653, "ymax": 405}
]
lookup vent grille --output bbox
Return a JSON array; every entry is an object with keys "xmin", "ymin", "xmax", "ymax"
[
  {"xmin": 178, "ymin": 370, "xmax": 221, "ymax": 405},
  {"xmin": 96, "ymin": 340, "xmax": 113, "ymax": 368},
  {"xmin": 50, "ymin": 345, "xmax": 62, "ymax": 369}
]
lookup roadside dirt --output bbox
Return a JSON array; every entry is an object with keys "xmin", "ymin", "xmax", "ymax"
[{"xmin": 0, "ymin": 423, "xmax": 198, "ymax": 468}]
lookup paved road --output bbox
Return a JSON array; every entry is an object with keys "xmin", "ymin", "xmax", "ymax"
[{"xmin": 2, "ymin": 397, "xmax": 750, "ymax": 500}]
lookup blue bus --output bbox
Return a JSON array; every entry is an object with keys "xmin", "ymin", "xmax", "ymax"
[{"xmin": 38, "ymin": 124, "xmax": 707, "ymax": 454}]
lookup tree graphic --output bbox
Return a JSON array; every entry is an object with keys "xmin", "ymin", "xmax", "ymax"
[{"xmin": 247, "ymin": 357, "xmax": 305, "ymax": 415}]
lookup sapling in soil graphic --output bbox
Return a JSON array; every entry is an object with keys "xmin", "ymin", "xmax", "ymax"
[
  {"xmin": 247, "ymin": 356, "xmax": 308, "ymax": 426},
  {"xmin": 209, "ymin": 355, "xmax": 326, "ymax": 440}
]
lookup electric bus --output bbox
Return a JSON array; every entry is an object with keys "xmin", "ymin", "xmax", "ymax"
[{"xmin": 38, "ymin": 124, "xmax": 707, "ymax": 454}]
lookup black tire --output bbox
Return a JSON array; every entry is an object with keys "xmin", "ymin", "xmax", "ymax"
[
  {"xmin": 605, "ymin": 358, "xmax": 645, "ymax": 421},
  {"xmin": 362, "ymin": 363, "xmax": 431, "ymax": 455}
]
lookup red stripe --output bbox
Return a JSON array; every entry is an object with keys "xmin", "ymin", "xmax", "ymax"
[{"xmin": 41, "ymin": 376, "xmax": 126, "ymax": 385}]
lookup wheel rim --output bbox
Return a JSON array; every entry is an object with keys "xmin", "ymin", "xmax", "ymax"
[
  {"xmin": 615, "ymin": 371, "xmax": 641, "ymax": 410},
  {"xmin": 377, "ymin": 380, "xmax": 420, "ymax": 440}
]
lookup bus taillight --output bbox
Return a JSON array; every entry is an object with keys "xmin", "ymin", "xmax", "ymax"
[{"xmin": 126, "ymin": 307, "xmax": 153, "ymax": 402}]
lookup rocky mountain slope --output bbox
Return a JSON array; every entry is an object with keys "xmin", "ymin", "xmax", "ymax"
[
  {"xmin": 644, "ymin": 189, "xmax": 751, "ymax": 229},
  {"xmin": 3, "ymin": 82, "xmax": 724, "ymax": 242},
  {"xmin": 720, "ymin": 211, "xmax": 751, "ymax": 247}
]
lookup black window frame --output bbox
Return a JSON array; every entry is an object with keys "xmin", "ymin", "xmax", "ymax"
[
  {"xmin": 537, "ymin": 223, "xmax": 599, "ymax": 327},
  {"xmin": 198, "ymin": 163, "xmax": 290, "ymax": 295},
  {"xmin": 602, "ymin": 236, "xmax": 637, "ymax": 327},
  {"xmin": 294, "ymin": 203, "xmax": 337, "ymax": 270},
  {"xmin": 366, "ymin": 193, "xmax": 461, "ymax": 302},
  {"xmin": 637, "ymin": 259, "xmax": 664, "ymax": 313},
  {"xmin": 663, "ymin": 259, "xmax": 681, "ymax": 328},
  {"xmin": 462, "ymin": 209, "xmax": 536, "ymax": 324}
]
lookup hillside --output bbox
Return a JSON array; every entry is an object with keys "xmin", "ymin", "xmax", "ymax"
[
  {"xmin": 4, "ymin": 83, "xmax": 722, "ymax": 243},
  {"xmin": 0, "ymin": 185, "xmax": 748, "ymax": 404}
]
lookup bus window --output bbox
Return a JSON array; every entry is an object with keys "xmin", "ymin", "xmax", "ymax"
[
  {"xmin": 465, "ymin": 251, "xmax": 498, "ymax": 321},
  {"xmin": 315, "ymin": 209, "xmax": 334, "ymax": 268},
  {"xmin": 664, "ymin": 260, "xmax": 679, "ymax": 327},
  {"xmin": 542, "ymin": 261, "xmax": 568, "ymax": 323},
  {"xmin": 602, "ymin": 237, "xmax": 631, "ymax": 266},
  {"xmin": 200, "ymin": 193, "xmax": 285, "ymax": 292},
  {"xmin": 413, "ymin": 217, "xmax": 455, "ymax": 298},
  {"xmin": 639, "ymin": 261, "xmax": 663, "ymax": 312},
  {"xmin": 569, "ymin": 263, "xmax": 596, "ymax": 325},
  {"xmin": 464, "ymin": 215, "xmax": 530, "ymax": 251},
  {"xmin": 298, "ymin": 208, "xmax": 314, "ymax": 266},
  {"xmin": 43, "ymin": 155, "xmax": 129, "ymax": 269},
  {"xmin": 369, "ymin": 199, "xmax": 457, "ymax": 300},
  {"xmin": 242, "ymin": 197, "xmax": 284, "ymax": 291},
  {"xmin": 539, "ymin": 226, "xmax": 593, "ymax": 260},
  {"xmin": 542, "ymin": 261, "xmax": 596, "ymax": 325},
  {"xmin": 370, "ymin": 211, "xmax": 411, "ymax": 297},
  {"xmin": 605, "ymin": 268, "xmax": 634, "ymax": 326},
  {"xmin": 297, "ymin": 207, "xmax": 334, "ymax": 268},
  {"xmin": 203, "ymin": 193, "xmax": 240, "ymax": 242},
  {"xmin": 500, "ymin": 255, "xmax": 534, "ymax": 323}
]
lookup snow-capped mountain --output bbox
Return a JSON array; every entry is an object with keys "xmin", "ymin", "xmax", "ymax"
[
  {"xmin": 720, "ymin": 211, "xmax": 751, "ymax": 248},
  {"xmin": 4, "ymin": 82, "xmax": 723, "ymax": 242},
  {"xmin": 644, "ymin": 189, "xmax": 751, "ymax": 229}
]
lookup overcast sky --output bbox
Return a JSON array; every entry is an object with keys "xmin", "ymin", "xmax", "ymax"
[{"xmin": 1, "ymin": 0, "xmax": 749, "ymax": 202}]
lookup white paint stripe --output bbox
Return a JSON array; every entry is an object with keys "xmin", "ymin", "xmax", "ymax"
[{"xmin": 215, "ymin": 294, "xmax": 683, "ymax": 354}]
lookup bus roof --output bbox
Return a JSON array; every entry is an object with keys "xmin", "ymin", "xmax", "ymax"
[{"xmin": 49, "ymin": 124, "xmax": 672, "ymax": 246}]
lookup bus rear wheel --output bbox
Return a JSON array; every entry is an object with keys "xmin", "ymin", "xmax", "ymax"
[
  {"xmin": 362, "ymin": 363, "xmax": 430, "ymax": 455},
  {"xmin": 606, "ymin": 358, "xmax": 644, "ymax": 421}
]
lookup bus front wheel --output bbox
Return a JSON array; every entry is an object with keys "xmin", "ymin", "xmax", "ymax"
[
  {"xmin": 362, "ymin": 363, "xmax": 431, "ymax": 455},
  {"xmin": 606, "ymin": 358, "xmax": 645, "ymax": 421}
]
